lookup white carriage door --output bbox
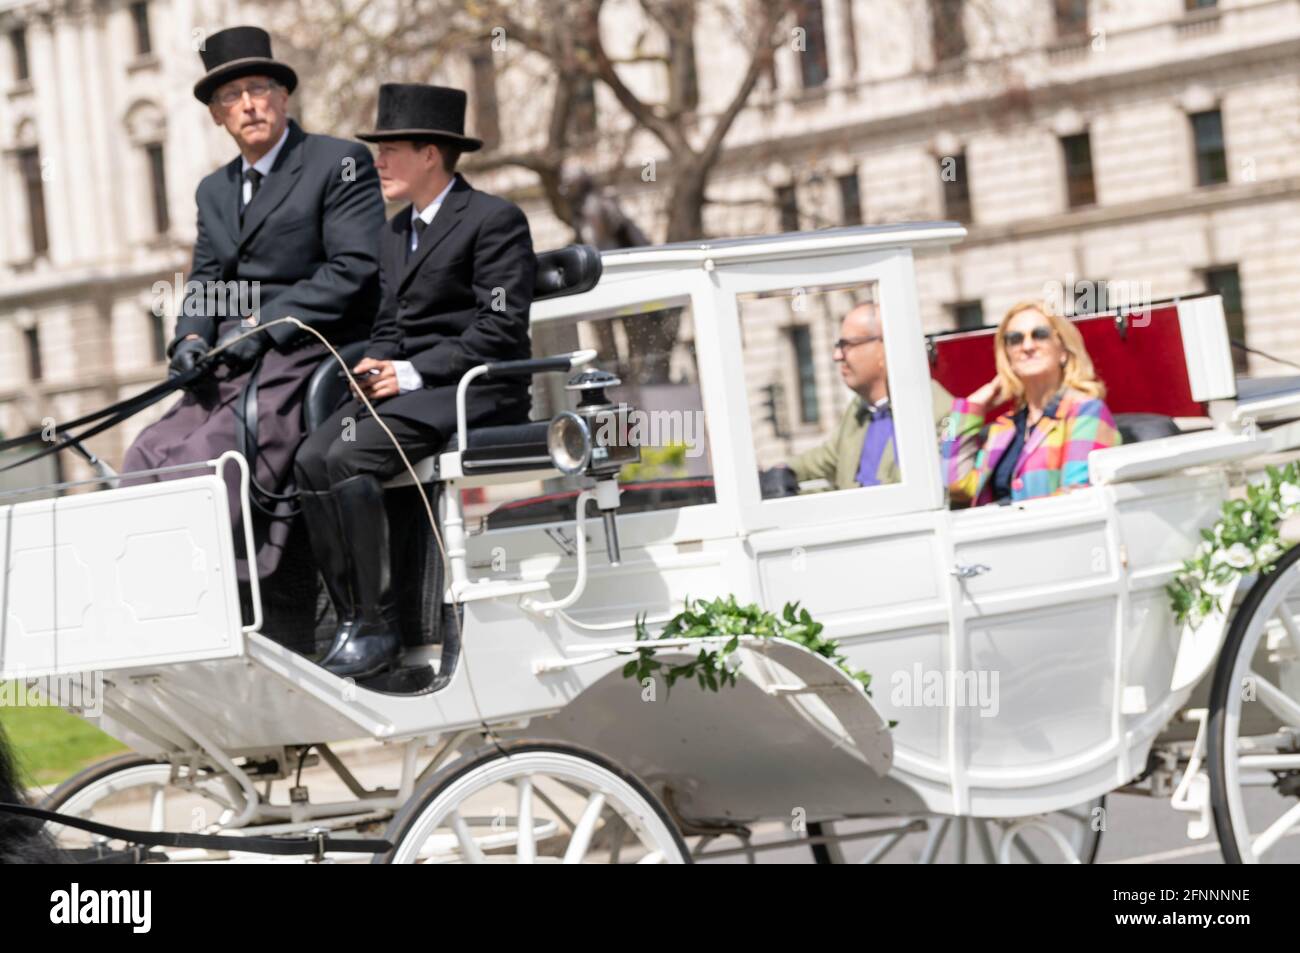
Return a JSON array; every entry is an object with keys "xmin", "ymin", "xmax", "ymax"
[
  {"xmin": 745, "ymin": 511, "xmax": 956, "ymax": 813},
  {"xmin": 714, "ymin": 247, "xmax": 960, "ymax": 814},
  {"xmin": 945, "ymin": 488, "xmax": 1127, "ymax": 817},
  {"xmin": 714, "ymin": 246, "xmax": 946, "ymax": 532}
]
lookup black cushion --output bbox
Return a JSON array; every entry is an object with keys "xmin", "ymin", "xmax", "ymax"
[
  {"xmin": 302, "ymin": 341, "xmax": 370, "ymax": 431},
  {"xmin": 455, "ymin": 421, "xmax": 552, "ymax": 471},
  {"xmin": 759, "ymin": 465, "xmax": 799, "ymax": 499},
  {"xmin": 449, "ymin": 420, "xmax": 550, "ymax": 451},
  {"xmin": 1114, "ymin": 412, "xmax": 1180, "ymax": 444},
  {"xmin": 533, "ymin": 245, "xmax": 601, "ymax": 300}
]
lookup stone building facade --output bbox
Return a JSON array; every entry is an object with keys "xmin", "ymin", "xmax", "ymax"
[
  {"xmin": 0, "ymin": 0, "xmax": 250, "ymax": 483},
  {"xmin": 487, "ymin": 0, "xmax": 1300, "ymax": 471},
  {"xmin": 1, "ymin": 0, "xmax": 1296, "ymax": 486}
]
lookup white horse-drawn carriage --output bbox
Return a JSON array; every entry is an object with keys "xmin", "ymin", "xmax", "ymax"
[{"xmin": 4, "ymin": 222, "xmax": 1300, "ymax": 863}]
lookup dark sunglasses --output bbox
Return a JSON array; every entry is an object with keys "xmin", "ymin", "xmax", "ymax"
[
  {"xmin": 833, "ymin": 334, "xmax": 882, "ymax": 353},
  {"xmin": 1003, "ymin": 325, "xmax": 1054, "ymax": 348}
]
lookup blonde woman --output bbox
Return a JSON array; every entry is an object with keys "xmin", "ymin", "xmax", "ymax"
[{"xmin": 944, "ymin": 300, "xmax": 1120, "ymax": 506}]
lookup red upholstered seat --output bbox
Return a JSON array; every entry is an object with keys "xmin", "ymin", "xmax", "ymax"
[{"xmin": 928, "ymin": 299, "xmax": 1209, "ymax": 423}]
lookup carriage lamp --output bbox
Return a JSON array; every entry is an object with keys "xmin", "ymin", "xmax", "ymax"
[
  {"xmin": 546, "ymin": 411, "xmax": 594, "ymax": 475},
  {"xmin": 546, "ymin": 367, "xmax": 640, "ymax": 565}
]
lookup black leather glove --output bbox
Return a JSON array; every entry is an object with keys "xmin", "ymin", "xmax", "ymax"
[
  {"xmin": 168, "ymin": 336, "xmax": 210, "ymax": 381},
  {"xmin": 759, "ymin": 465, "xmax": 800, "ymax": 499},
  {"xmin": 216, "ymin": 326, "xmax": 273, "ymax": 374}
]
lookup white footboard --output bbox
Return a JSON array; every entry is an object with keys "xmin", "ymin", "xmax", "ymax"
[{"xmin": 0, "ymin": 470, "xmax": 246, "ymax": 679}]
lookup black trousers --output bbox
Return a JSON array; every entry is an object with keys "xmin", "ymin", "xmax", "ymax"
[{"xmin": 294, "ymin": 400, "xmax": 446, "ymax": 491}]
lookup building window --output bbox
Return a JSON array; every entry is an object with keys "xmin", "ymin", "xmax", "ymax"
[
  {"xmin": 149, "ymin": 309, "xmax": 167, "ymax": 363},
  {"xmin": 940, "ymin": 152, "xmax": 971, "ymax": 223},
  {"xmin": 18, "ymin": 148, "xmax": 49, "ymax": 257},
  {"xmin": 1204, "ymin": 265, "xmax": 1246, "ymax": 375},
  {"xmin": 951, "ymin": 300, "xmax": 984, "ymax": 330},
  {"xmin": 569, "ymin": 76, "xmax": 597, "ymax": 139},
  {"xmin": 1061, "ymin": 131, "xmax": 1097, "ymax": 208},
  {"xmin": 1054, "ymin": 0, "xmax": 1089, "ymax": 38},
  {"xmin": 146, "ymin": 142, "xmax": 169, "ymax": 234},
  {"xmin": 930, "ymin": 0, "xmax": 967, "ymax": 65},
  {"xmin": 129, "ymin": 1, "xmax": 152, "ymax": 56},
  {"xmin": 10, "ymin": 27, "xmax": 29, "ymax": 83},
  {"xmin": 1191, "ymin": 109, "xmax": 1227, "ymax": 186},
  {"xmin": 838, "ymin": 172, "xmax": 862, "ymax": 226},
  {"xmin": 776, "ymin": 184, "xmax": 800, "ymax": 232},
  {"xmin": 790, "ymin": 325, "xmax": 820, "ymax": 424},
  {"xmin": 470, "ymin": 47, "xmax": 500, "ymax": 151},
  {"xmin": 795, "ymin": 0, "xmax": 829, "ymax": 89},
  {"xmin": 24, "ymin": 326, "xmax": 42, "ymax": 381}
]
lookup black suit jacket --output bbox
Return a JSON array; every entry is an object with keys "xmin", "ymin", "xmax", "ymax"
[
  {"xmin": 175, "ymin": 119, "xmax": 385, "ymax": 350},
  {"xmin": 364, "ymin": 173, "xmax": 536, "ymax": 433}
]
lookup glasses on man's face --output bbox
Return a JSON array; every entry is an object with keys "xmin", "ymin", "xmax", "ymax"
[
  {"xmin": 215, "ymin": 81, "xmax": 276, "ymax": 108},
  {"xmin": 833, "ymin": 334, "xmax": 882, "ymax": 355},
  {"xmin": 1003, "ymin": 325, "xmax": 1054, "ymax": 349}
]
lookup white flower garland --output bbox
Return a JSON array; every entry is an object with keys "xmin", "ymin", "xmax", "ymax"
[{"xmin": 1169, "ymin": 461, "xmax": 1300, "ymax": 628}]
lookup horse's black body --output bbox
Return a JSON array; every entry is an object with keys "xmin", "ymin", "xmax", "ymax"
[{"xmin": 0, "ymin": 724, "xmax": 61, "ymax": 863}]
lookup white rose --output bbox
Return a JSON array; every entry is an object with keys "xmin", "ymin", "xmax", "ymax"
[
  {"xmin": 1204, "ymin": 574, "xmax": 1231, "ymax": 596},
  {"xmin": 1224, "ymin": 542, "xmax": 1254, "ymax": 570},
  {"xmin": 1242, "ymin": 511, "xmax": 1254, "ymax": 527},
  {"xmin": 1280, "ymin": 482, "xmax": 1300, "ymax": 513},
  {"xmin": 1258, "ymin": 541, "xmax": 1282, "ymax": 565}
]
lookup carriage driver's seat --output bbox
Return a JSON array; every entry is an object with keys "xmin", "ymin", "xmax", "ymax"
[
  {"xmin": 292, "ymin": 245, "xmax": 602, "ymax": 693},
  {"xmin": 302, "ymin": 244, "xmax": 603, "ymax": 457}
]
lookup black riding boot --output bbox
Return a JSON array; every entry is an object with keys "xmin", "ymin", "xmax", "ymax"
[
  {"xmin": 296, "ymin": 488, "xmax": 359, "ymax": 662},
  {"xmin": 323, "ymin": 474, "xmax": 401, "ymax": 680}
]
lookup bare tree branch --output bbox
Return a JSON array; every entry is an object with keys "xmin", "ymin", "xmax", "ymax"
[
  {"xmin": 698, "ymin": 0, "xmax": 786, "ymax": 172},
  {"xmin": 581, "ymin": 0, "xmax": 687, "ymax": 152}
]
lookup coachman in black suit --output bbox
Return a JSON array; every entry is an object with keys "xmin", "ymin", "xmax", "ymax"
[
  {"xmin": 294, "ymin": 84, "xmax": 536, "ymax": 679},
  {"xmin": 122, "ymin": 27, "xmax": 384, "ymax": 581}
]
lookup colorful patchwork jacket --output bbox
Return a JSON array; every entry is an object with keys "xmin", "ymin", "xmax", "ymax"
[{"xmin": 942, "ymin": 388, "xmax": 1121, "ymax": 506}]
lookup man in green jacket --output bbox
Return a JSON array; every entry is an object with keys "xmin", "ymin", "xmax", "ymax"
[{"xmin": 788, "ymin": 301, "xmax": 953, "ymax": 491}]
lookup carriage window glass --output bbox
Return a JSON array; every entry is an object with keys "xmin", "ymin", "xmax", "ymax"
[
  {"xmin": 463, "ymin": 301, "xmax": 716, "ymax": 531},
  {"xmin": 739, "ymin": 280, "xmax": 904, "ymax": 498}
]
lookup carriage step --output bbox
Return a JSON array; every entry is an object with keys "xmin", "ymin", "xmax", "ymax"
[{"xmin": 359, "ymin": 664, "xmax": 438, "ymax": 694}]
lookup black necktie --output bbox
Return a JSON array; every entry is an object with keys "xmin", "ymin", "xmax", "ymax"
[
  {"xmin": 410, "ymin": 217, "xmax": 428, "ymax": 257},
  {"xmin": 242, "ymin": 168, "xmax": 263, "ymax": 220}
]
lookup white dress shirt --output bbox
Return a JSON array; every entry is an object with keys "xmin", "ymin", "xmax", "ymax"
[
  {"xmin": 241, "ymin": 124, "xmax": 291, "ymax": 206},
  {"xmin": 392, "ymin": 176, "xmax": 458, "ymax": 393},
  {"xmin": 407, "ymin": 176, "xmax": 456, "ymax": 253}
]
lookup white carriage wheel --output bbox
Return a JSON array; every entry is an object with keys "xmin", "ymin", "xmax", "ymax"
[
  {"xmin": 1208, "ymin": 544, "xmax": 1300, "ymax": 864},
  {"xmin": 41, "ymin": 754, "xmax": 239, "ymax": 859},
  {"xmin": 809, "ymin": 799, "xmax": 1103, "ymax": 864},
  {"xmin": 375, "ymin": 741, "xmax": 690, "ymax": 864}
]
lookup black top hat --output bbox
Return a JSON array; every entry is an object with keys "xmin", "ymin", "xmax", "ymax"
[
  {"xmin": 193, "ymin": 26, "xmax": 298, "ymax": 104},
  {"xmin": 357, "ymin": 84, "xmax": 483, "ymax": 152}
]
